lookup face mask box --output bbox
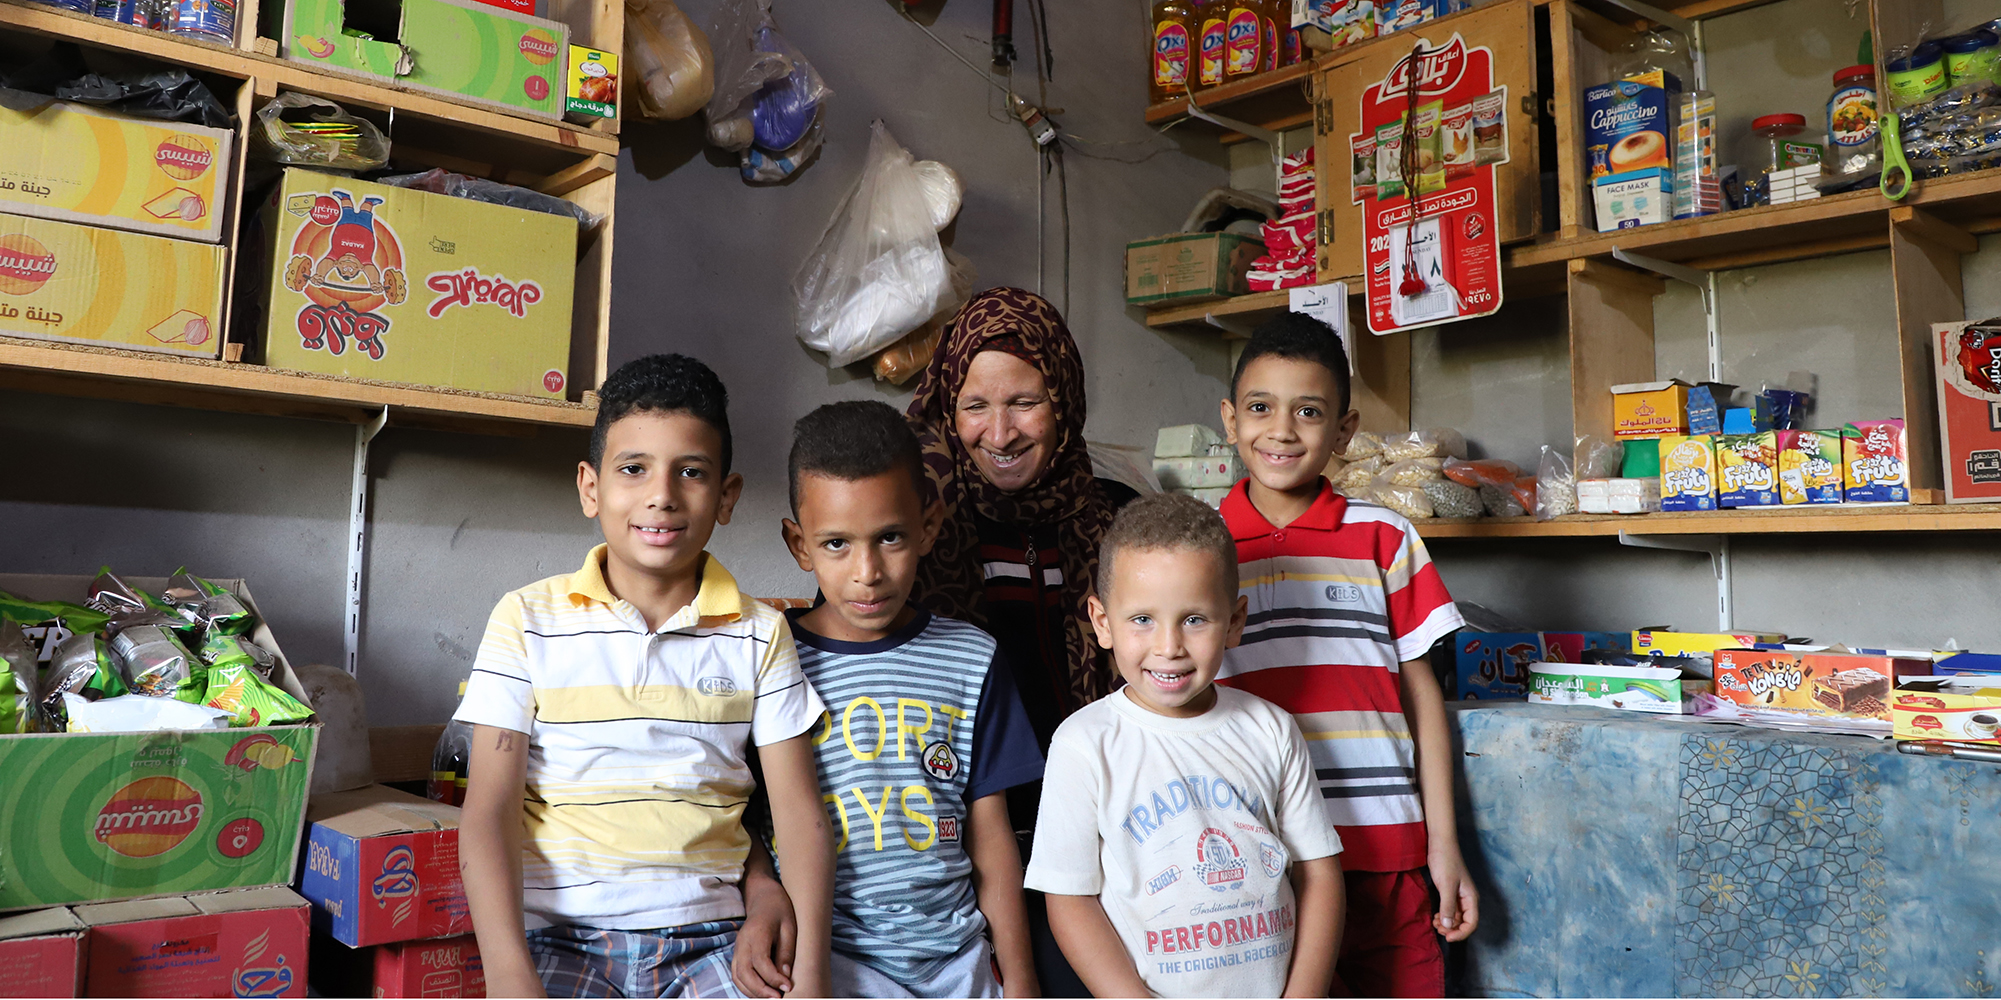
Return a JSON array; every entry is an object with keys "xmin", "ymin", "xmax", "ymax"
[
  {"xmin": 0, "ymin": 214, "xmax": 226, "ymax": 358},
  {"xmin": 76, "ymin": 887, "xmax": 310, "ymax": 998},
  {"xmin": 299, "ymin": 783, "xmax": 470, "ymax": 948},
  {"xmin": 0, "ymin": 99, "xmax": 233, "ymax": 242},
  {"xmin": 0, "ymin": 907, "xmax": 86, "ymax": 999}
]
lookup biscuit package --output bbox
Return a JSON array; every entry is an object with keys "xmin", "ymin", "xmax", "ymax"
[
  {"xmin": 1713, "ymin": 648, "xmax": 1930, "ymax": 721},
  {"xmin": 1585, "ymin": 71, "xmax": 1681, "ymax": 180}
]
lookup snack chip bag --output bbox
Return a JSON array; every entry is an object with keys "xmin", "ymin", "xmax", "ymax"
[
  {"xmin": 1842, "ymin": 419, "xmax": 1909, "ymax": 502},
  {"xmin": 200, "ymin": 632, "xmax": 277, "ymax": 679},
  {"xmin": 1776, "ymin": 429, "xmax": 1843, "ymax": 504},
  {"xmin": 165, "ymin": 571, "xmax": 256, "ymax": 637},
  {"xmin": 44, "ymin": 632, "xmax": 128, "ymax": 707},
  {"xmin": 2, "ymin": 620, "xmax": 42, "ymax": 734},
  {"xmin": 1658, "ymin": 434, "xmax": 1718, "ymax": 511},
  {"xmin": 203, "ymin": 661, "xmax": 313, "ymax": 728},
  {"xmin": 1717, "ymin": 431, "xmax": 1779, "ymax": 507},
  {"xmin": 110, "ymin": 624, "xmax": 205, "ymax": 702}
]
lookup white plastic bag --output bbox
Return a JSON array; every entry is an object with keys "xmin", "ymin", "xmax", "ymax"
[
  {"xmin": 913, "ymin": 160, "xmax": 964, "ymax": 231},
  {"xmin": 624, "ymin": 0, "xmax": 713, "ymax": 121},
  {"xmin": 795, "ymin": 121, "xmax": 952, "ymax": 368}
]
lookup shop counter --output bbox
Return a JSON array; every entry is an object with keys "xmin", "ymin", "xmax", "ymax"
[{"xmin": 1451, "ymin": 702, "xmax": 2000, "ymax": 998}]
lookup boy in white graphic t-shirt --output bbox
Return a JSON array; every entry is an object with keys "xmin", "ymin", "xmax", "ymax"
[{"xmin": 1024, "ymin": 493, "xmax": 1345, "ymax": 998}]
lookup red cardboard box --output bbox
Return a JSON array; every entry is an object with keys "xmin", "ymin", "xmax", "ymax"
[
  {"xmin": 1712, "ymin": 649, "xmax": 1931, "ymax": 721},
  {"xmin": 375, "ymin": 935, "xmax": 485, "ymax": 997},
  {"xmin": 76, "ymin": 886, "xmax": 308, "ymax": 997},
  {"xmin": 1934, "ymin": 321, "xmax": 2001, "ymax": 503},
  {"xmin": 0, "ymin": 907, "xmax": 85, "ymax": 998},
  {"xmin": 299, "ymin": 784, "xmax": 468, "ymax": 948}
]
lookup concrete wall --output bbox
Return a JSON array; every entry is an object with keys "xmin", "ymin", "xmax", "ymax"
[{"xmin": 2, "ymin": 0, "xmax": 1232, "ymax": 727}]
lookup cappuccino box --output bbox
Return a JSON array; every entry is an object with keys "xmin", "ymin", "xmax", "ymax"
[
  {"xmin": 1776, "ymin": 429, "xmax": 1844, "ymax": 504},
  {"xmin": 1842, "ymin": 419, "xmax": 1910, "ymax": 503},
  {"xmin": 1892, "ymin": 677, "xmax": 2001, "ymax": 744},
  {"xmin": 1717, "ymin": 431, "xmax": 1780, "ymax": 507},
  {"xmin": 300, "ymin": 784, "xmax": 469, "ymax": 948},
  {"xmin": 1712, "ymin": 649, "xmax": 1930, "ymax": 721},
  {"xmin": 0, "ymin": 214, "xmax": 227, "ymax": 358},
  {"xmin": 254, "ymin": 169, "xmax": 575, "ymax": 398},
  {"xmin": 0, "ymin": 907, "xmax": 86, "ymax": 998},
  {"xmin": 375, "ymin": 935, "xmax": 485, "ymax": 997},
  {"xmin": 1584, "ymin": 70, "xmax": 1680, "ymax": 181},
  {"xmin": 279, "ymin": 0, "xmax": 568, "ymax": 120},
  {"xmin": 0, "ymin": 574, "xmax": 318, "ymax": 912},
  {"xmin": 1934, "ymin": 321, "xmax": 2001, "ymax": 503},
  {"xmin": 76, "ymin": 886, "xmax": 309, "ymax": 997},
  {"xmin": 0, "ymin": 100, "xmax": 233, "ymax": 243}
]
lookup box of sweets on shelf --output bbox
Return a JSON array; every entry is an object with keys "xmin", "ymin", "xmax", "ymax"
[
  {"xmin": 1612, "ymin": 380, "xmax": 1691, "ymax": 439},
  {"xmin": 374, "ymin": 935, "xmax": 485, "ymax": 997},
  {"xmin": 278, "ymin": 0, "xmax": 569, "ymax": 120},
  {"xmin": 1933, "ymin": 321, "xmax": 2001, "ymax": 504},
  {"xmin": 1894, "ymin": 676, "xmax": 2001, "ymax": 744},
  {"xmin": 1717, "ymin": 431, "xmax": 1779, "ymax": 508},
  {"xmin": 299, "ymin": 784, "xmax": 469, "ymax": 948},
  {"xmin": 1540, "ymin": 631, "xmax": 1632, "ymax": 663},
  {"xmin": 1633, "ymin": 630, "xmax": 1787, "ymax": 660},
  {"xmin": 1658, "ymin": 434, "xmax": 1719, "ymax": 511},
  {"xmin": 0, "ymin": 100, "xmax": 234, "ymax": 243},
  {"xmin": 1842, "ymin": 419, "xmax": 1909, "ymax": 502},
  {"xmin": 1777, "ymin": 429, "xmax": 1843, "ymax": 504},
  {"xmin": 1454, "ymin": 631, "xmax": 1545, "ymax": 700},
  {"xmin": 1712, "ymin": 648, "xmax": 1931, "ymax": 721},
  {"xmin": 1528, "ymin": 662, "xmax": 1694, "ymax": 714}
]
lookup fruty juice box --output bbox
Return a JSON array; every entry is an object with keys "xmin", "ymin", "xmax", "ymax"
[
  {"xmin": 1658, "ymin": 434, "xmax": 1718, "ymax": 511},
  {"xmin": 1842, "ymin": 419, "xmax": 1909, "ymax": 502},
  {"xmin": 1717, "ymin": 431, "xmax": 1779, "ymax": 507},
  {"xmin": 1585, "ymin": 70, "xmax": 1681, "ymax": 181},
  {"xmin": 1777, "ymin": 429, "xmax": 1843, "ymax": 504},
  {"xmin": 0, "ymin": 214, "xmax": 226, "ymax": 358},
  {"xmin": 1713, "ymin": 649, "xmax": 1930, "ymax": 720},
  {"xmin": 0, "ymin": 99, "xmax": 233, "ymax": 242}
]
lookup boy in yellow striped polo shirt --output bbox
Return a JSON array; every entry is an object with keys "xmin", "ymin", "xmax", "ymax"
[{"xmin": 457, "ymin": 355, "xmax": 835, "ymax": 998}]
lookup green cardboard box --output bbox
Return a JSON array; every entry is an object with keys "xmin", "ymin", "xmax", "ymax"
[
  {"xmin": 1124, "ymin": 231, "xmax": 1266, "ymax": 307},
  {"xmin": 279, "ymin": 0, "xmax": 569, "ymax": 120},
  {"xmin": 1526, "ymin": 661, "xmax": 1698, "ymax": 715},
  {"xmin": 0, "ymin": 575, "xmax": 320, "ymax": 912}
]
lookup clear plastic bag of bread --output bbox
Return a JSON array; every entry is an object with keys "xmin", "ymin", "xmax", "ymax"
[
  {"xmin": 1380, "ymin": 457, "xmax": 1445, "ymax": 486},
  {"xmin": 1535, "ymin": 445, "xmax": 1576, "ymax": 521},
  {"xmin": 1340, "ymin": 431, "xmax": 1384, "ymax": 461},
  {"xmin": 626, "ymin": 0, "xmax": 714, "ymax": 121},
  {"xmin": 1368, "ymin": 474, "xmax": 1435, "ymax": 519},
  {"xmin": 1380, "ymin": 428, "xmax": 1468, "ymax": 463},
  {"xmin": 1443, "ymin": 457, "xmax": 1521, "ymax": 488}
]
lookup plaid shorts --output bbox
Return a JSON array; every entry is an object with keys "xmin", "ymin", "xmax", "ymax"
[{"xmin": 526, "ymin": 920, "xmax": 746, "ymax": 999}]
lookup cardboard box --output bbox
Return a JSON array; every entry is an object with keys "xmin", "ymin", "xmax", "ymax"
[
  {"xmin": 1124, "ymin": 232, "xmax": 1266, "ymax": 307},
  {"xmin": 1712, "ymin": 649, "xmax": 1930, "ymax": 721},
  {"xmin": 1658, "ymin": 434, "xmax": 1718, "ymax": 511},
  {"xmin": 375, "ymin": 935, "xmax": 485, "ymax": 997},
  {"xmin": 1777, "ymin": 429, "xmax": 1843, "ymax": 504},
  {"xmin": 1936, "ymin": 652, "xmax": 2001, "ymax": 675},
  {"xmin": 1842, "ymin": 419, "xmax": 1909, "ymax": 503},
  {"xmin": 1453, "ymin": 631, "xmax": 1544, "ymax": 700},
  {"xmin": 1717, "ymin": 431, "xmax": 1779, "ymax": 507},
  {"xmin": 1611, "ymin": 380, "xmax": 1690, "ymax": 439},
  {"xmin": 0, "ymin": 100, "xmax": 233, "ymax": 243},
  {"xmin": 1529, "ymin": 662, "xmax": 1692, "ymax": 714},
  {"xmin": 1934, "ymin": 321, "xmax": 2001, "ymax": 503},
  {"xmin": 1633, "ymin": 630, "xmax": 1787, "ymax": 658},
  {"xmin": 279, "ymin": 0, "xmax": 568, "ymax": 120},
  {"xmin": 77, "ymin": 886, "xmax": 308, "ymax": 997},
  {"xmin": 0, "ymin": 907, "xmax": 85, "ymax": 998},
  {"xmin": 1153, "ymin": 453, "xmax": 1243, "ymax": 490},
  {"xmin": 0, "ymin": 215, "xmax": 226, "ymax": 358},
  {"xmin": 1540, "ymin": 631, "xmax": 1632, "ymax": 663},
  {"xmin": 1155, "ymin": 423, "xmax": 1224, "ymax": 459},
  {"xmin": 300, "ymin": 784, "xmax": 468, "ymax": 948},
  {"xmin": 0, "ymin": 574, "xmax": 318, "ymax": 912},
  {"xmin": 255, "ymin": 169, "xmax": 576, "ymax": 398},
  {"xmin": 1893, "ymin": 677, "xmax": 2001, "ymax": 744},
  {"xmin": 1592, "ymin": 167, "xmax": 1673, "ymax": 231},
  {"xmin": 1584, "ymin": 72, "xmax": 1679, "ymax": 181},
  {"xmin": 565, "ymin": 45, "xmax": 619, "ymax": 122}
]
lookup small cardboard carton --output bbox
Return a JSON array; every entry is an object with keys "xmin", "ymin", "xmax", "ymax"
[
  {"xmin": 77, "ymin": 886, "xmax": 309, "ymax": 997},
  {"xmin": 1712, "ymin": 648, "xmax": 1931, "ymax": 721},
  {"xmin": 0, "ymin": 215, "xmax": 226, "ymax": 358},
  {"xmin": 1453, "ymin": 631, "xmax": 1544, "ymax": 700},
  {"xmin": 1842, "ymin": 419, "xmax": 1909, "ymax": 503},
  {"xmin": 1528, "ymin": 661, "xmax": 1693, "ymax": 714},
  {"xmin": 1717, "ymin": 431, "xmax": 1779, "ymax": 507},
  {"xmin": 1776, "ymin": 429, "xmax": 1843, "ymax": 504},
  {"xmin": 1124, "ymin": 232, "xmax": 1266, "ymax": 307},
  {"xmin": 0, "ymin": 100, "xmax": 233, "ymax": 243},
  {"xmin": 565, "ymin": 45, "xmax": 619, "ymax": 122},
  {"xmin": 1585, "ymin": 72, "xmax": 1680, "ymax": 181},
  {"xmin": 0, "ymin": 574, "xmax": 318, "ymax": 912},
  {"xmin": 1934, "ymin": 321, "xmax": 2001, "ymax": 504},
  {"xmin": 1633, "ymin": 629, "xmax": 1787, "ymax": 659},
  {"xmin": 0, "ymin": 907, "xmax": 85, "ymax": 999},
  {"xmin": 1153, "ymin": 453, "xmax": 1243, "ymax": 490},
  {"xmin": 1539, "ymin": 631, "xmax": 1632, "ymax": 663},
  {"xmin": 1893, "ymin": 677, "xmax": 2001, "ymax": 744},
  {"xmin": 299, "ymin": 784, "xmax": 469, "ymax": 948},
  {"xmin": 254, "ymin": 169, "xmax": 575, "ymax": 398},
  {"xmin": 279, "ymin": 0, "xmax": 569, "ymax": 120},
  {"xmin": 1611, "ymin": 380, "xmax": 1690, "ymax": 439},
  {"xmin": 1658, "ymin": 434, "xmax": 1718, "ymax": 511},
  {"xmin": 376, "ymin": 935, "xmax": 485, "ymax": 997}
]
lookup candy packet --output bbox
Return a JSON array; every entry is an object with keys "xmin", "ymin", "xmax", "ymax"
[
  {"xmin": 111, "ymin": 624, "xmax": 205, "ymax": 702},
  {"xmin": 2, "ymin": 620, "xmax": 44, "ymax": 734},
  {"xmin": 165, "ymin": 571, "xmax": 256, "ymax": 637},
  {"xmin": 43, "ymin": 632, "xmax": 129, "ymax": 708},
  {"xmin": 203, "ymin": 659, "xmax": 313, "ymax": 728}
]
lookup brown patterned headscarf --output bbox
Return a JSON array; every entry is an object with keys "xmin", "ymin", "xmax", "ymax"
[{"xmin": 906, "ymin": 287, "xmax": 1118, "ymax": 713}]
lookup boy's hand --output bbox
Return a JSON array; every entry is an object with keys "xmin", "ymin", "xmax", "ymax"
[
  {"xmin": 732, "ymin": 842, "xmax": 799, "ymax": 999},
  {"xmin": 1428, "ymin": 846, "xmax": 1480, "ymax": 942}
]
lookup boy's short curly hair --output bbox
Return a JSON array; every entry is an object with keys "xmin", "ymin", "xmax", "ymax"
[
  {"xmin": 589, "ymin": 354, "xmax": 732, "ymax": 472},
  {"xmin": 1230, "ymin": 312, "xmax": 1352, "ymax": 414},
  {"xmin": 1095, "ymin": 492, "xmax": 1239, "ymax": 601},
  {"xmin": 787, "ymin": 400, "xmax": 927, "ymax": 516}
]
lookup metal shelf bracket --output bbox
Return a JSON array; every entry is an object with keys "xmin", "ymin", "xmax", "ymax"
[
  {"xmin": 1617, "ymin": 530, "xmax": 1733, "ymax": 631},
  {"xmin": 345, "ymin": 406, "xmax": 389, "ymax": 676},
  {"xmin": 1612, "ymin": 246, "xmax": 1724, "ymax": 382},
  {"xmin": 1204, "ymin": 311, "xmax": 1262, "ymax": 336}
]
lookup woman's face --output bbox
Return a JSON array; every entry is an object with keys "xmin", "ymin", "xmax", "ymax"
[{"xmin": 954, "ymin": 349, "xmax": 1059, "ymax": 492}]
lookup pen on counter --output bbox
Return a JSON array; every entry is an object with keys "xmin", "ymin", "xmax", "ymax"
[{"xmin": 1898, "ymin": 741, "xmax": 2001, "ymax": 764}]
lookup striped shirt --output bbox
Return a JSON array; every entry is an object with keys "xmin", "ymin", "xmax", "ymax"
[
  {"xmin": 455, "ymin": 545, "xmax": 825, "ymax": 931},
  {"xmin": 1217, "ymin": 480, "xmax": 1465, "ymax": 871},
  {"xmin": 787, "ymin": 608, "xmax": 1044, "ymax": 988}
]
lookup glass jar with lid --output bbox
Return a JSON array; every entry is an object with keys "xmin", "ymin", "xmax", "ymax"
[
  {"xmin": 1826, "ymin": 65, "xmax": 1880, "ymax": 178},
  {"xmin": 1744, "ymin": 113, "xmax": 1822, "ymax": 206}
]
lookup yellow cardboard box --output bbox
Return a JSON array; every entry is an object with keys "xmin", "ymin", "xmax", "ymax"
[
  {"xmin": 1893, "ymin": 679, "xmax": 2001, "ymax": 744},
  {"xmin": 1611, "ymin": 379, "xmax": 1691, "ymax": 439},
  {"xmin": 1632, "ymin": 630, "xmax": 1787, "ymax": 658},
  {"xmin": 0, "ymin": 100, "xmax": 233, "ymax": 243},
  {"xmin": 256, "ymin": 169, "xmax": 576, "ymax": 397},
  {"xmin": 0, "ymin": 215, "xmax": 225, "ymax": 357}
]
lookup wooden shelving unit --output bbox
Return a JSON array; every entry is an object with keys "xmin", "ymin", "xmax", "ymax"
[
  {"xmin": 1419, "ymin": 502, "xmax": 2001, "ymax": 539},
  {"xmin": 0, "ymin": 0, "xmax": 620, "ymax": 435},
  {"xmin": 1145, "ymin": 62, "xmax": 1316, "ymax": 141}
]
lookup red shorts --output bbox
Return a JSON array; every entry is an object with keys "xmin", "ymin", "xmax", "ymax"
[{"xmin": 1333, "ymin": 868, "xmax": 1445, "ymax": 998}]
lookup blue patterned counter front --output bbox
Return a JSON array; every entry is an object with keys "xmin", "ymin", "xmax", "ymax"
[{"xmin": 1452, "ymin": 703, "xmax": 2001, "ymax": 998}]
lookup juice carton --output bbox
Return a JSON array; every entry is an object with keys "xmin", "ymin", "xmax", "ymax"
[
  {"xmin": 1717, "ymin": 431, "xmax": 1779, "ymax": 507},
  {"xmin": 565, "ymin": 46, "xmax": 618, "ymax": 122},
  {"xmin": 0, "ymin": 100, "xmax": 234, "ymax": 242},
  {"xmin": 1611, "ymin": 379, "xmax": 1691, "ymax": 439},
  {"xmin": 1842, "ymin": 419, "xmax": 1909, "ymax": 502},
  {"xmin": 1713, "ymin": 649, "xmax": 1931, "ymax": 721},
  {"xmin": 1934, "ymin": 321, "xmax": 2001, "ymax": 503},
  {"xmin": 1776, "ymin": 429, "xmax": 1843, "ymax": 504},
  {"xmin": 1658, "ymin": 434, "xmax": 1718, "ymax": 511}
]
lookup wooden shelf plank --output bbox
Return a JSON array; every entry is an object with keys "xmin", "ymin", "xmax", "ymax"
[
  {"xmin": 1142, "ymin": 289, "xmax": 1296, "ymax": 331},
  {"xmin": 0, "ymin": 337, "xmax": 595, "ymax": 431},
  {"xmin": 1144, "ymin": 62, "xmax": 1315, "ymax": 136},
  {"xmin": 1418, "ymin": 503, "xmax": 2001, "ymax": 538},
  {"xmin": 0, "ymin": 0, "xmax": 617, "ymax": 159}
]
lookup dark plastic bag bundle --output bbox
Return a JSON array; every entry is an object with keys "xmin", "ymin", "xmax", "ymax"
[
  {"xmin": 374, "ymin": 169, "xmax": 603, "ymax": 232},
  {"xmin": 750, "ymin": 25, "xmax": 827, "ymax": 152}
]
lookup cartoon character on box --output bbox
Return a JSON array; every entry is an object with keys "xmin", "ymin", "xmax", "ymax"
[{"xmin": 283, "ymin": 190, "xmax": 408, "ymax": 360}]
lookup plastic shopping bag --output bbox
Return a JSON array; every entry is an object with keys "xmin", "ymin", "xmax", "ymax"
[
  {"xmin": 624, "ymin": 0, "xmax": 713, "ymax": 121},
  {"xmin": 794, "ymin": 121, "xmax": 952, "ymax": 368},
  {"xmin": 873, "ymin": 248, "xmax": 974, "ymax": 384},
  {"xmin": 703, "ymin": 0, "xmax": 788, "ymax": 151}
]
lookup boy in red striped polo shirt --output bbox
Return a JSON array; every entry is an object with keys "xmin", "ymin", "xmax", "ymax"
[{"xmin": 1215, "ymin": 313, "xmax": 1477, "ymax": 997}]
